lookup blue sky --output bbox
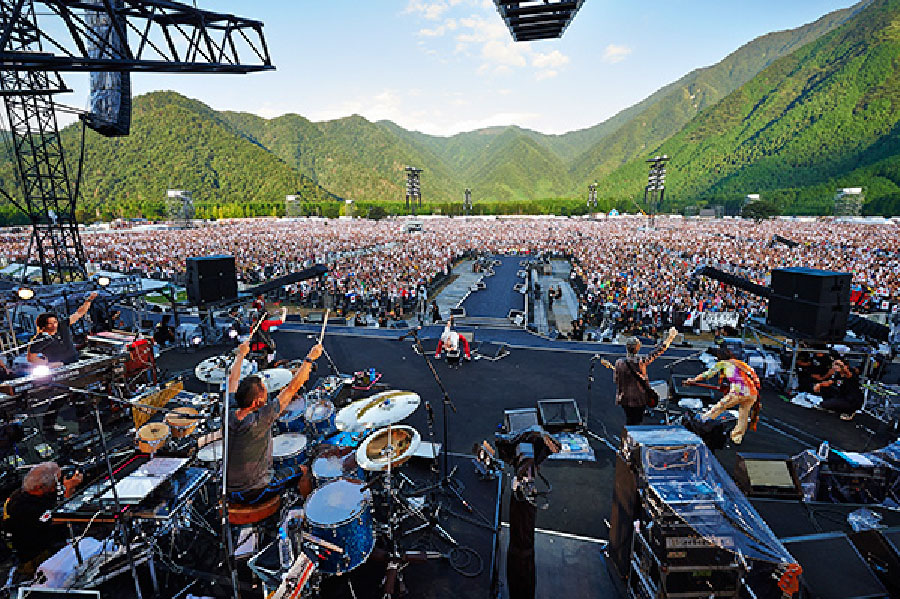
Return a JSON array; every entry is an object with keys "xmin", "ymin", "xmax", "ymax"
[{"xmin": 57, "ymin": 0, "xmax": 857, "ymax": 135}]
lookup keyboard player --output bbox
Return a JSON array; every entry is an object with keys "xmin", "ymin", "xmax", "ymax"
[{"xmin": 26, "ymin": 292, "xmax": 97, "ymax": 434}]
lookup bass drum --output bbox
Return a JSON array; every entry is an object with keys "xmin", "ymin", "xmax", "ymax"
[{"xmin": 302, "ymin": 479, "xmax": 374, "ymax": 575}]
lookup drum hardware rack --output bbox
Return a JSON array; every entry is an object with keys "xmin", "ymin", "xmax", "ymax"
[{"xmin": 400, "ymin": 326, "xmax": 494, "ymax": 532}]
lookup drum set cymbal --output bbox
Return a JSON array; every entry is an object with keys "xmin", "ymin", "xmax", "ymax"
[
  {"xmin": 356, "ymin": 425, "xmax": 421, "ymax": 472},
  {"xmin": 194, "ymin": 354, "xmax": 255, "ymax": 385},
  {"xmin": 336, "ymin": 390, "xmax": 420, "ymax": 433},
  {"xmin": 257, "ymin": 368, "xmax": 293, "ymax": 393}
]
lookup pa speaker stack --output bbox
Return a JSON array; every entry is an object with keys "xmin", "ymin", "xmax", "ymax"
[
  {"xmin": 186, "ymin": 256, "xmax": 238, "ymax": 306},
  {"xmin": 767, "ymin": 267, "xmax": 851, "ymax": 342}
]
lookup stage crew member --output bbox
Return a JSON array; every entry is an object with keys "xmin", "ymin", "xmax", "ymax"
[
  {"xmin": 27, "ymin": 292, "xmax": 98, "ymax": 368},
  {"xmin": 814, "ymin": 359, "xmax": 864, "ymax": 420},
  {"xmin": 226, "ymin": 339, "xmax": 322, "ymax": 504},
  {"xmin": 2, "ymin": 462, "xmax": 82, "ymax": 575},
  {"xmin": 687, "ymin": 347, "xmax": 761, "ymax": 444},
  {"xmin": 613, "ymin": 327, "xmax": 678, "ymax": 425}
]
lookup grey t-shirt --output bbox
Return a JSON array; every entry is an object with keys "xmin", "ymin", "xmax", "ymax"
[{"xmin": 226, "ymin": 397, "xmax": 279, "ymax": 492}]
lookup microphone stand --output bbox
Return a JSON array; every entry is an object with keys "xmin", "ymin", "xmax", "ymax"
[
  {"xmin": 67, "ymin": 387, "xmax": 144, "ymax": 599},
  {"xmin": 401, "ymin": 327, "xmax": 493, "ymax": 532},
  {"xmin": 220, "ymin": 361, "xmax": 241, "ymax": 599},
  {"xmin": 320, "ymin": 346, "xmax": 341, "ymax": 377}
]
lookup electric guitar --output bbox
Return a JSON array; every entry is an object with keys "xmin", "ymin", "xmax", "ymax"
[{"xmin": 684, "ymin": 379, "xmax": 729, "ymax": 394}]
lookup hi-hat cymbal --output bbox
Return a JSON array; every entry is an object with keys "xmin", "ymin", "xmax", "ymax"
[
  {"xmin": 258, "ymin": 368, "xmax": 293, "ymax": 393},
  {"xmin": 336, "ymin": 390, "xmax": 420, "ymax": 432},
  {"xmin": 356, "ymin": 425, "xmax": 421, "ymax": 472}
]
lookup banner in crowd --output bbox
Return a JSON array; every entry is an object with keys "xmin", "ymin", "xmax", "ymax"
[{"xmin": 685, "ymin": 311, "xmax": 741, "ymax": 332}]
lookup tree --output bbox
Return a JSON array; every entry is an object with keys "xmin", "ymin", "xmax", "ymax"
[
  {"xmin": 367, "ymin": 205, "xmax": 387, "ymax": 220},
  {"xmin": 742, "ymin": 199, "xmax": 781, "ymax": 220}
]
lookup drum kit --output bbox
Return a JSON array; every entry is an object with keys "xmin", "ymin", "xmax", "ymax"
[{"xmin": 239, "ymin": 389, "xmax": 443, "ymax": 597}]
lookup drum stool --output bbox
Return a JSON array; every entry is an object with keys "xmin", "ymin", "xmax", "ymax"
[{"xmin": 228, "ymin": 494, "xmax": 281, "ymax": 526}]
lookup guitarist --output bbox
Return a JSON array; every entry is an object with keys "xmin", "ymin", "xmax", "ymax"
[
  {"xmin": 613, "ymin": 327, "xmax": 679, "ymax": 425},
  {"xmin": 686, "ymin": 347, "xmax": 760, "ymax": 445}
]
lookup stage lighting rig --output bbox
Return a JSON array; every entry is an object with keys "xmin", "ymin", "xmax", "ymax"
[
  {"xmin": 494, "ymin": 1, "xmax": 585, "ymax": 42},
  {"xmin": 0, "ymin": 1, "xmax": 273, "ymax": 285}
]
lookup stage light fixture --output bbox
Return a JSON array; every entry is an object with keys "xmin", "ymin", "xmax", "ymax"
[
  {"xmin": 191, "ymin": 334, "xmax": 203, "ymax": 346},
  {"xmin": 97, "ymin": 276, "xmax": 111, "ymax": 287},
  {"xmin": 32, "ymin": 365, "xmax": 51, "ymax": 378},
  {"xmin": 17, "ymin": 287, "xmax": 35, "ymax": 300},
  {"xmin": 228, "ymin": 328, "xmax": 239, "ymax": 339}
]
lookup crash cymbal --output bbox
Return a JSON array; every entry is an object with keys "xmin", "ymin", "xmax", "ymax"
[
  {"xmin": 194, "ymin": 355, "xmax": 255, "ymax": 384},
  {"xmin": 336, "ymin": 390, "xmax": 420, "ymax": 432}
]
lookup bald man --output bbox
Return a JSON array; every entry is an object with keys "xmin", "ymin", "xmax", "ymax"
[{"xmin": 3, "ymin": 462, "xmax": 81, "ymax": 570}]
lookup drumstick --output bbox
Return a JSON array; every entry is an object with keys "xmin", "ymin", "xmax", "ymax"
[
  {"xmin": 318, "ymin": 309, "xmax": 329, "ymax": 345},
  {"xmin": 248, "ymin": 312, "xmax": 267, "ymax": 338}
]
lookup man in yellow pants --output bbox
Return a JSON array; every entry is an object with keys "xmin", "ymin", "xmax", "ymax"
[{"xmin": 687, "ymin": 347, "xmax": 761, "ymax": 444}]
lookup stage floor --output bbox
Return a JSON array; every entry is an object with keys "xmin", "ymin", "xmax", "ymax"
[{"xmin": 4, "ymin": 328, "xmax": 895, "ymax": 598}]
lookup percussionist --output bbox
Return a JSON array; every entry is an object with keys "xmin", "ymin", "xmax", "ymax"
[
  {"xmin": 2, "ymin": 462, "xmax": 82, "ymax": 575},
  {"xmin": 226, "ymin": 339, "xmax": 322, "ymax": 504}
]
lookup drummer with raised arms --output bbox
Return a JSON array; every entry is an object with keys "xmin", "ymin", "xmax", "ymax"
[{"xmin": 226, "ymin": 339, "xmax": 323, "ymax": 504}]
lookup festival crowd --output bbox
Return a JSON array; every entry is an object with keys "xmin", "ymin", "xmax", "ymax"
[{"xmin": 2, "ymin": 216, "xmax": 898, "ymax": 329}]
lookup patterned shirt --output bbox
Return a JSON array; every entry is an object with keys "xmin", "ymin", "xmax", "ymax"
[{"xmin": 698, "ymin": 359, "xmax": 759, "ymax": 396}]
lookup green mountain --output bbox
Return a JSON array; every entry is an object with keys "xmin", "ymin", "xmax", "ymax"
[
  {"xmin": 594, "ymin": 0, "xmax": 900, "ymax": 215},
  {"xmin": 569, "ymin": 0, "xmax": 870, "ymax": 188},
  {"xmin": 0, "ymin": 91, "xmax": 335, "ymax": 222},
  {"xmin": 0, "ymin": 0, "xmax": 884, "ymax": 221}
]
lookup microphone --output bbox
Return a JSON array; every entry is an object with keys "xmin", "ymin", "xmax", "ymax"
[{"xmin": 398, "ymin": 326, "xmax": 421, "ymax": 341}]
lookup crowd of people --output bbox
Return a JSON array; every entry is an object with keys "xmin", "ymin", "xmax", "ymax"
[{"xmin": 2, "ymin": 216, "xmax": 898, "ymax": 327}]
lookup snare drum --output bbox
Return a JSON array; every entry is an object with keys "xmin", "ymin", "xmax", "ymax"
[
  {"xmin": 305, "ymin": 400, "xmax": 336, "ymax": 439},
  {"xmin": 272, "ymin": 433, "xmax": 309, "ymax": 469},
  {"xmin": 311, "ymin": 446, "xmax": 364, "ymax": 486},
  {"xmin": 303, "ymin": 479, "xmax": 374, "ymax": 575},
  {"xmin": 165, "ymin": 407, "xmax": 200, "ymax": 438},
  {"xmin": 277, "ymin": 397, "xmax": 307, "ymax": 434},
  {"xmin": 137, "ymin": 422, "xmax": 170, "ymax": 454}
]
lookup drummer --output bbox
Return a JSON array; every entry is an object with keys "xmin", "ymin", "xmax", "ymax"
[{"xmin": 226, "ymin": 339, "xmax": 323, "ymax": 505}]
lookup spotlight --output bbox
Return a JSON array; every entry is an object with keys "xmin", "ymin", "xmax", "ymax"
[
  {"xmin": 32, "ymin": 365, "xmax": 51, "ymax": 378},
  {"xmin": 191, "ymin": 334, "xmax": 203, "ymax": 346},
  {"xmin": 97, "ymin": 276, "xmax": 111, "ymax": 287},
  {"xmin": 17, "ymin": 287, "xmax": 35, "ymax": 301},
  {"xmin": 228, "ymin": 328, "xmax": 239, "ymax": 340}
]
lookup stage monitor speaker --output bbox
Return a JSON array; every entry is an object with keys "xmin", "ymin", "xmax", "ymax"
[
  {"xmin": 537, "ymin": 399, "xmax": 582, "ymax": 432},
  {"xmin": 849, "ymin": 527, "xmax": 900, "ymax": 596},
  {"xmin": 450, "ymin": 307, "xmax": 466, "ymax": 317},
  {"xmin": 782, "ymin": 532, "xmax": 888, "ymax": 599},
  {"xmin": 767, "ymin": 296, "xmax": 850, "ymax": 342},
  {"xmin": 186, "ymin": 255, "xmax": 237, "ymax": 306},
  {"xmin": 503, "ymin": 408, "xmax": 539, "ymax": 433},
  {"xmin": 770, "ymin": 267, "xmax": 852, "ymax": 305},
  {"xmin": 733, "ymin": 453, "xmax": 802, "ymax": 500}
]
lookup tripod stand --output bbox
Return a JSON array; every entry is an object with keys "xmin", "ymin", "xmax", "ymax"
[{"xmin": 401, "ymin": 327, "xmax": 493, "ymax": 532}]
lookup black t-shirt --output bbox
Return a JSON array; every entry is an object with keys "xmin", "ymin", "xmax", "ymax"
[
  {"xmin": 4, "ymin": 489, "xmax": 65, "ymax": 562},
  {"xmin": 29, "ymin": 319, "xmax": 78, "ymax": 364}
]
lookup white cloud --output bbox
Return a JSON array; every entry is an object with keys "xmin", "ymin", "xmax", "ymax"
[
  {"xmin": 405, "ymin": 1, "xmax": 450, "ymax": 20},
  {"xmin": 532, "ymin": 50, "xmax": 569, "ymax": 70},
  {"xmin": 535, "ymin": 69, "xmax": 558, "ymax": 81},
  {"xmin": 418, "ymin": 18, "xmax": 457, "ymax": 37},
  {"xmin": 601, "ymin": 44, "xmax": 632, "ymax": 64}
]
